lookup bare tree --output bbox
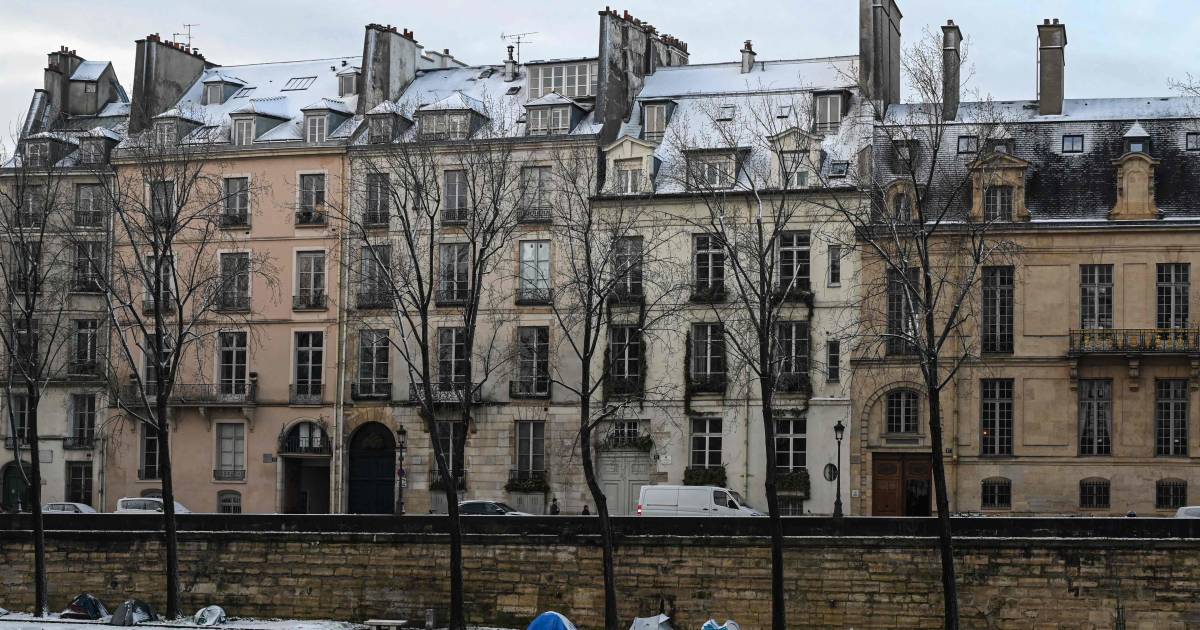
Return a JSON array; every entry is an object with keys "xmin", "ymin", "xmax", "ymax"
[
  {"xmin": 539, "ymin": 142, "xmax": 685, "ymax": 630},
  {"xmin": 341, "ymin": 97, "xmax": 525, "ymax": 630},
  {"xmin": 89, "ymin": 117, "xmax": 270, "ymax": 619},
  {"xmin": 0, "ymin": 133, "xmax": 80, "ymax": 616}
]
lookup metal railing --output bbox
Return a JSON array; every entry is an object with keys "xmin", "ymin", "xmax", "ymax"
[
  {"xmin": 279, "ymin": 433, "xmax": 331, "ymax": 456},
  {"xmin": 63, "ymin": 435, "xmax": 94, "ymax": 450},
  {"xmin": 442, "ymin": 208, "xmax": 468, "ymax": 225},
  {"xmin": 608, "ymin": 285, "xmax": 644, "ymax": 305},
  {"xmin": 119, "ymin": 382, "xmax": 256, "ymax": 406},
  {"xmin": 429, "ymin": 467, "xmax": 467, "ymax": 490},
  {"xmin": 1069, "ymin": 328, "xmax": 1200, "ymax": 354},
  {"xmin": 69, "ymin": 360, "xmax": 100, "ymax": 376},
  {"xmin": 220, "ymin": 212, "xmax": 249, "ymax": 228},
  {"xmin": 775, "ymin": 372, "xmax": 812, "ymax": 395},
  {"xmin": 689, "ymin": 373, "xmax": 728, "ymax": 394},
  {"xmin": 142, "ymin": 298, "xmax": 174, "ymax": 314},
  {"xmin": 290, "ymin": 383, "xmax": 324, "ymax": 405},
  {"xmin": 408, "ymin": 381, "xmax": 480, "ymax": 405},
  {"xmin": 4, "ymin": 436, "xmax": 29, "ymax": 450},
  {"xmin": 518, "ymin": 206, "xmax": 551, "ymax": 223},
  {"xmin": 509, "ymin": 377, "xmax": 550, "ymax": 399},
  {"xmin": 216, "ymin": 293, "xmax": 250, "ymax": 311},
  {"xmin": 351, "ymin": 380, "xmax": 392, "ymax": 400},
  {"xmin": 606, "ymin": 375, "xmax": 642, "ymax": 397},
  {"xmin": 362, "ymin": 212, "xmax": 388, "ymax": 227},
  {"xmin": 295, "ymin": 209, "xmax": 327, "ymax": 226},
  {"xmin": 293, "ymin": 291, "xmax": 327, "ymax": 310},
  {"xmin": 74, "ymin": 210, "xmax": 105, "ymax": 228},
  {"xmin": 690, "ymin": 284, "xmax": 726, "ymax": 304},
  {"xmin": 356, "ymin": 290, "xmax": 391, "ymax": 309},
  {"xmin": 515, "ymin": 287, "xmax": 553, "ymax": 306},
  {"xmin": 436, "ymin": 287, "xmax": 469, "ymax": 306},
  {"xmin": 213, "ymin": 468, "xmax": 246, "ymax": 482}
]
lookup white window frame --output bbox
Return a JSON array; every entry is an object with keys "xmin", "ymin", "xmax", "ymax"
[
  {"xmin": 644, "ymin": 104, "xmax": 666, "ymax": 141},
  {"xmin": 215, "ymin": 422, "xmax": 246, "ymax": 473},
  {"xmin": 232, "ymin": 118, "xmax": 255, "ymax": 146},
  {"xmin": 615, "ymin": 159, "xmax": 643, "ymax": 194},
  {"xmin": 295, "ymin": 250, "xmax": 327, "ymax": 301},
  {"xmin": 205, "ymin": 83, "xmax": 225, "ymax": 105},
  {"xmin": 305, "ymin": 115, "xmax": 327, "ymax": 143},
  {"xmin": 814, "ymin": 93, "xmax": 842, "ymax": 133},
  {"xmin": 218, "ymin": 330, "xmax": 249, "ymax": 397},
  {"xmin": 519, "ymin": 240, "xmax": 551, "ymax": 300}
]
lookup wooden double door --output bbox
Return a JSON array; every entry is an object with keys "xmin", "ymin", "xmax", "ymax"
[{"xmin": 872, "ymin": 453, "xmax": 932, "ymax": 516}]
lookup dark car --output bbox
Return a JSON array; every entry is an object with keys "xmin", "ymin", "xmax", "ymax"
[{"xmin": 458, "ymin": 500, "xmax": 531, "ymax": 515}]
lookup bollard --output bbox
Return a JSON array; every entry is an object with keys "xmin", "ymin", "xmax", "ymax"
[{"xmin": 425, "ymin": 608, "xmax": 435, "ymax": 630}]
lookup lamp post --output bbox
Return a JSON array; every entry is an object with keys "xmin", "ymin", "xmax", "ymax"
[{"xmin": 833, "ymin": 419, "xmax": 845, "ymax": 518}]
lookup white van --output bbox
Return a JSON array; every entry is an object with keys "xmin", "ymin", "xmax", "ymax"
[{"xmin": 637, "ymin": 485, "xmax": 762, "ymax": 516}]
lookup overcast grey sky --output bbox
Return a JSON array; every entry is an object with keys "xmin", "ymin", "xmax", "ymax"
[{"xmin": 1, "ymin": 0, "xmax": 1197, "ymax": 146}]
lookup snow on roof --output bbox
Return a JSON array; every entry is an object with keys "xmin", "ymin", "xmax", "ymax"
[
  {"xmin": 97, "ymin": 101, "xmax": 130, "ymax": 118},
  {"xmin": 366, "ymin": 100, "xmax": 407, "ymax": 116},
  {"xmin": 337, "ymin": 65, "xmax": 361, "ymax": 76},
  {"xmin": 70, "ymin": 60, "xmax": 110, "ymax": 82},
  {"xmin": 154, "ymin": 107, "xmax": 206, "ymax": 124},
  {"xmin": 202, "ymin": 70, "xmax": 246, "ymax": 85},
  {"xmin": 637, "ymin": 56, "xmax": 858, "ymax": 100},
  {"xmin": 167, "ymin": 56, "xmax": 359, "ymax": 143},
  {"xmin": 26, "ymin": 130, "xmax": 81, "ymax": 145},
  {"xmin": 525, "ymin": 92, "xmax": 583, "ymax": 108},
  {"xmin": 301, "ymin": 97, "xmax": 354, "ymax": 115},
  {"xmin": 417, "ymin": 91, "xmax": 488, "ymax": 115},
  {"xmin": 890, "ymin": 96, "xmax": 1200, "ymax": 125},
  {"xmin": 1124, "ymin": 121, "xmax": 1150, "ymax": 137},
  {"xmin": 83, "ymin": 126, "xmax": 122, "ymax": 140}
]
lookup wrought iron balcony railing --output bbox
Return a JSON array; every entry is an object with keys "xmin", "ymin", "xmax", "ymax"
[
  {"xmin": 515, "ymin": 287, "xmax": 553, "ymax": 306},
  {"xmin": 279, "ymin": 434, "xmax": 331, "ymax": 456},
  {"xmin": 688, "ymin": 373, "xmax": 728, "ymax": 394},
  {"xmin": 290, "ymin": 383, "xmax": 324, "ymax": 405},
  {"xmin": 518, "ymin": 206, "xmax": 552, "ymax": 223},
  {"xmin": 220, "ymin": 212, "xmax": 249, "ymax": 228},
  {"xmin": 775, "ymin": 372, "xmax": 812, "ymax": 395},
  {"xmin": 509, "ymin": 377, "xmax": 550, "ymax": 399},
  {"xmin": 1069, "ymin": 328, "xmax": 1200, "ymax": 355},
  {"xmin": 362, "ymin": 212, "xmax": 388, "ymax": 227},
  {"xmin": 138, "ymin": 467, "xmax": 161, "ymax": 481},
  {"xmin": 356, "ymin": 290, "xmax": 391, "ymax": 310},
  {"xmin": 213, "ymin": 468, "xmax": 246, "ymax": 482},
  {"xmin": 293, "ymin": 291, "xmax": 327, "ymax": 310},
  {"xmin": 352, "ymin": 380, "xmax": 392, "ymax": 400},
  {"xmin": 605, "ymin": 374, "xmax": 642, "ymax": 397},
  {"xmin": 690, "ymin": 284, "xmax": 726, "ymax": 304},
  {"xmin": 4, "ymin": 435, "xmax": 29, "ymax": 450},
  {"xmin": 408, "ymin": 381, "xmax": 481, "ymax": 405},
  {"xmin": 436, "ymin": 287, "xmax": 469, "ymax": 307},
  {"xmin": 429, "ymin": 467, "xmax": 467, "ymax": 490},
  {"xmin": 295, "ymin": 209, "xmax": 327, "ymax": 226},
  {"xmin": 608, "ymin": 285, "xmax": 644, "ymax": 306},
  {"xmin": 442, "ymin": 208, "xmax": 468, "ymax": 225},
  {"xmin": 119, "ymin": 382, "xmax": 257, "ymax": 406},
  {"xmin": 63, "ymin": 435, "xmax": 95, "ymax": 450},
  {"xmin": 74, "ymin": 210, "xmax": 105, "ymax": 228},
  {"xmin": 216, "ymin": 293, "xmax": 250, "ymax": 312},
  {"xmin": 69, "ymin": 360, "xmax": 101, "ymax": 376}
]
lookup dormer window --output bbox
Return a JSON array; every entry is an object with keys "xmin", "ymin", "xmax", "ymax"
[
  {"xmin": 688, "ymin": 153, "xmax": 736, "ymax": 190},
  {"xmin": 205, "ymin": 84, "xmax": 225, "ymax": 105},
  {"xmin": 528, "ymin": 107, "xmax": 569, "ymax": 136},
  {"xmin": 716, "ymin": 105, "xmax": 736, "ymax": 122},
  {"xmin": 528, "ymin": 62, "xmax": 598, "ymax": 100},
  {"xmin": 154, "ymin": 121, "xmax": 176, "ymax": 147},
  {"xmin": 780, "ymin": 151, "xmax": 808, "ymax": 189},
  {"xmin": 305, "ymin": 115, "xmax": 327, "ymax": 144},
  {"xmin": 338, "ymin": 73, "xmax": 359, "ymax": 97},
  {"xmin": 957, "ymin": 135, "xmax": 979, "ymax": 154},
  {"xmin": 1127, "ymin": 138, "xmax": 1149, "ymax": 154},
  {"xmin": 894, "ymin": 140, "xmax": 917, "ymax": 164},
  {"xmin": 984, "ymin": 185, "xmax": 1014, "ymax": 221},
  {"xmin": 644, "ymin": 104, "xmax": 667, "ymax": 142},
  {"xmin": 777, "ymin": 105, "xmax": 793, "ymax": 119},
  {"xmin": 83, "ymin": 83, "xmax": 97, "ymax": 94},
  {"xmin": 615, "ymin": 159, "xmax": 644, "ymax": 194},
  {"xmin": 829, "ymin": 161, "xmax": 850, "ymax": 178},
  {"xmin": 232, "ymin": 118, "xmax": 255, "ymax": 146},
  {"xmin": 1187, "ymin": 133, "xmax": 1200, "ymax": 151},
  {"xmin": 420, "ymin": 112, "xmax": 470, "ymax": 141},
  {"xmin": 368, "ymin": 117, "xmax": 393, "ymax": 144},
  {"xmin": 24, "ymin": 141, "xmax": 48, "ymax": 167},
  {"xmin": 986, "ymin": 139, "xmax": 1014, "ymax": 155},
  {"xmin": 814, "ymin": 93, "xmax": 843, "ymax": 134},
  {"xmin": 80, "ymin": 140, "xmax": 104, "ymax": 165}
]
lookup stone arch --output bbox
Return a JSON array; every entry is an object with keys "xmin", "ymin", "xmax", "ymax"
[{"xmin": 347, "ymin": 421, "xmax": 396, "ymax": 514}]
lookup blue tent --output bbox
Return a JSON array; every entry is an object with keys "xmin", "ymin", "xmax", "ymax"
[{"xmin": 527, "ymin": 611, "xmax": 578, "ymax": 630}]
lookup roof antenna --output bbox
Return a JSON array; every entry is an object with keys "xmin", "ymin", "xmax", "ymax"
[
  {"xmin": 500, "ymin": 31, "xmax": 537, "ymax": 64},
  {"xmin": 173, "ymin": 23, "xmax": 198, "ymax": 51}
]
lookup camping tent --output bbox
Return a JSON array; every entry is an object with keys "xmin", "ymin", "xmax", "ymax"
[
  {"xmin": 110, "ymin": 599, "xmax": 157, "ymax": 625},
  {"xmin": 629, "ymin": 614, "xmax": 673, "ymax": 630},
  {"xmin": 700, "ymin": 621, "xmax": 741, "ymax": 630},
  {"xmin": 194, "ymin": 605, "xmax": 227, "ymax": 626},
  {"xmin": 62, "ymin": 593, "xmax": 108, "ymax": 620},
  {"xmin": 527, "ymin": 611, "xmax": 578, "ymax": 630}
]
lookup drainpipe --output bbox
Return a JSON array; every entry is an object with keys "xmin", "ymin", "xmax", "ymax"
[
  {"xmin": 332, "ymin": 156, "xmax": 351, "ymax": 513},
  {"xmin": 744, "ymin": 387, "xmax": 751, "ymax": 502}
]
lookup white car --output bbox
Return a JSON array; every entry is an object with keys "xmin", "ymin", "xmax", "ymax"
[
  {"xmin": 115, "ymin": 497, "xmax": 191, "ymax": 514},
  {"xmin": 458, "ymin": 500, "xmax": 531, "ymax": 516},
  {"xmin": 42, "ymin": 502, "xmax": 97, "ymax": 514},
  {"xmin": 637, "ymin": 485, "xmax": 763, "ymax": 517},
  {"xmin": 1174, "ymin": 506, "xmax": 1200, "ymax": 518}
]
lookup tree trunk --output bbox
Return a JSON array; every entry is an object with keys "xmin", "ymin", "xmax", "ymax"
[
  {"xmin": 925, "ymin": 364, "xmax": 959, "ymax": 628},
  {"xmin": 760, "ymin": 378, "xmax": 786, "ymax": 630},
  {"xmin": 579, "ymin": 392, "xmax": 620, "ymax": 630},
  {"xmin": 28, "ymin": 399, "xmax": 47, "ymax": 616},
  {"xmin": 445, "ymin": 423, "xmax": 465, "ymax": 630},
  {"xmin": 156, "ymin": 403, "xmax": 181, "ymax": 619}
]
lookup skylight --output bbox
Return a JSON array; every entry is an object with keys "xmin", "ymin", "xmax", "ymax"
[
  {"xmin": 231, "ymin": 87, "xmax": 257, "ymax": 98},
  {"xmin": 506, "ymin": 86, "xmax": 521, "ymax": 96},
  {"xmin": 282, "ymin": 77, "xmax": 317, "ymax": 91}
]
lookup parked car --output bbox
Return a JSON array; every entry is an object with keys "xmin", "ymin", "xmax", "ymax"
[
  {"xmin": 115, "ymin": 497, "xmax": 191, "ymax": 514},
  {"xmin": 458, "ymin": 500, "xmax": 531, "ymax": 516},
  {"xmin": 42, "ymin": 502, "xmax": 97, "ymax": 514},
  {"xmin": 637, "ymin": 485, "xmax": 763, "ymax": 516},
  {"xmin": 1174, "ymin": 506, "xmax": 1200, "ymax": 518}
]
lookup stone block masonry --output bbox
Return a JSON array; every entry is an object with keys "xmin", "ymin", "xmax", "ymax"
[{"xmin": 2, "ymin": 516, "xmax": 1200, "ymax": 628}]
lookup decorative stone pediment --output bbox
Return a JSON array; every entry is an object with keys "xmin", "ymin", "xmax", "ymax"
[
  {"xmin": 969, "ymin": 152, "xmax": 1031, "ymax": 222},
  {"xmin": 1109, "ymin": 152, "xmax": 1161, "ymax": 221}
]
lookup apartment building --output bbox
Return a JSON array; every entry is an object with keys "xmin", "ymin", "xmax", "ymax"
[
  {"xmin": 853, "ymin": 17, "xmax": 1200, "ymax": 516},
  {"xmin": 0, "ymin": 46, "xmax": 127, "ymax": 511}
]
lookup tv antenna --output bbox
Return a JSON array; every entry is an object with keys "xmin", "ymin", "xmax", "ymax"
[
  {"xmin": 500, "ymin": 31, "xmax": 537, "ymax": 64},
  {"xmin": 173, "ymin": 24, "xmax": 198, "ymax": 50}
]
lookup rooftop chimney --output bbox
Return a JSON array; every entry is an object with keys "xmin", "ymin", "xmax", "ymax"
[
  {"xmin": 1037, "ymin": 18, "xmax": 1067, "ymax": 115},
  {"xmin": 130, "ymin": 34, "xmax": 210, "ymax": 133},
  {"xmin": 441, "ymin": 48, "xmax": 452, "ymax": 69},
  {"xmin": 860, "ymin": 0, "xmax": 903, "ymax": 120},
  {"xmin": 503, "ymin": 45, "xmax": 517, "ymax": 82},
  {"xmin": 358, "ymin": 23, "xmax": 420, "ymax": 114},
  {"xmin": 740, "ymin": 40, "xmax": 756, "ymax": 74},
  {"xmin": 941, "ymin": 20, "xmax": 962, "ymax": 121}
]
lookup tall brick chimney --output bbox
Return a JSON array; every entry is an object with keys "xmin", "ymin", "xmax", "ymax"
[
  {"xmin": 1037, "ymin": 18, "xmax": 1067, "ymax": 116},
  {"xmin": 859, "ymin": 0, "xmax": 903, "ymax": 119},
  {"xmin": 941, "ymin": 20, "xmax": 962, "ymax": 121},
  {"xmin": 358, "ymin": 24, "xmax": 420, "ymax": 115},
  {"xmin": 130, "ymin": 34, "xmax": 210, "ymax": 133}
]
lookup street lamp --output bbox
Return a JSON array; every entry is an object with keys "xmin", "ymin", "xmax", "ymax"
[{"xmin": 833, "ymin": 419, "xmax": 845, "ymax": 518}]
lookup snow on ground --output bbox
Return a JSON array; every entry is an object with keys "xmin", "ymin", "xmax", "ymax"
[{"xmin": 0, "ymin": 616, "xmax": 519, "ymax": 630}]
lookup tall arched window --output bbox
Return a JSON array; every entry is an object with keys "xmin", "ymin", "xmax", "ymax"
[
  {"xmin": 885, "ymin": 390, "xmax": 919, "ymax": 434},
  {"xmin": 981, "ymin": 477, "xmax": 1012, "ymax": 510},
  {"xmin": 218, "ymin": 490, "xmax": 242, "ymax": 514}
]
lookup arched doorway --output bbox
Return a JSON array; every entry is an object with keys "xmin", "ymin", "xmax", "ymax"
[
  {"xmin": 279, "ymin": 421, "xmax": 332, "ymax": 514},
  {"xmin": 2, "ymin": 461, "xmax": 32, "ymax": 512},
  {"xmin": 348, "ymin": 422, "xmax": 396, "ymax": 514}
]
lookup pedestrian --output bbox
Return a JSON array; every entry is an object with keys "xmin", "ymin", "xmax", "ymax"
[
  {"xmin": 582, "ymin": 504, "xmax": 590, "ymax": 515},
  {"xmin": 550, "ymin": 497, "xmax": 560, "ymax": 515}
]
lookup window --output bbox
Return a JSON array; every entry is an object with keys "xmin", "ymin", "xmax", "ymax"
[
  {"xmin": 778, "ymin": 231, "xmax": 810, "ymax": 292},
  {"xmin": 150, "ymin": 180, "xmax": 175, "ymax": 222},
  {"xmin": 690, "ymin": 155, "xmax": 734, "ymax": 189},
  {"xmin": 367, "ymin": 116, "xmax": 392, "ymax": 144},
  {"xmin": 513, "ymin": 326, "xmax": 549, "ymax": 396},
  {"xmin": 886, "ymin": 268, "xmax": 919, "ymax": 354},
  {"xmin": 614, "ymin": 237, "xmax": 643, "ymax": 299},
  {"xmin": 983, "ymin": 185, "xmax": 1013, "ymax": 221},
  {"xmin": 357, "ymin": 329, "xmax": 390, "ymax": 397},
  {"xmin": 980, "ymin": 379, "xmax": 1014, "ymax": 456},
  {"xmin": 298, "ymin": 174, "xmax": 326, "ymax": 220},
  {"xmin": 339, "ymin": 73, "xmax": 358, "ymax": 96},
  {"xmin": 889, "ymin": 190, "xmax": 912, "ymax": 221},
  {"xmin": 981, "ymin": 266, "xmax": 1014, "ymax": 353},
  {"xmin": 75, "ymin": 183, "xmax": 104, "ymax": 227},
  {"xmin": 693, "ymin": 234, "xmax": 725, "ymax": 295},
  {"xmin": 716, "ymin": 105, "xmax": 736, "ymax": 122},
  {"xmin": 989, "ymin": 139, "xmax": 1013, "ymax": 155},
  {"xmin": 72, "ymin": 320, "xmax": 98, "ymax": 373},
  {"xmin": 13, "ymin": 320, "xmax": 39, "ymax": 368},
  {"xmin": 358, "ymin": 245, "xmax": 390, "ymax": 304},
  {"xmin": 24, "ymin": 141, "xmax": 47, "ymax": 166},
  {"xmin": 957, "ymin": 135, "xmax": 978, "ymax": 154},
  {"xmin": 775, "ymin": 321, "xmax": 809, "ymax": 385},
  {"xmin": 142, "ymin": 332, "xmax": 172, "ymax": 385},
  {"xmin": 1062, "ymin": 134, "xmax": 1084, "ymax": 153},
  {"xmin": 527, "ymin": 107, "xmax": 569, "ymax": 135},
  {"xmin": 1156, "ymin": 379, "xmax": 1188, "ymax": 457},
  {"xmin": 80, "ymin": 140, "xmax": 103, "ymax": 164},
  {"xmin": 780, "ymin": 151, "xmax": 808, "ymax": 189},
  {"xmin": 614, "ymin": 159, "xmax": 643, "ymax": 194},
  {"xmin": 828, "ymin": 245, "xmax": 842, "ymax": 286},
  {"xmin": 1188, "ymin": 133, "xmax": 1200, "ymax": 151},
  {"xmin": 66, "ymin": 462, "xmax": 93, "ymax": 505},
  {"xmin": 218, "ymin": 252, "xmax": 250, "ymax": 310},
  {"xmin": 1078, "ymin": 379, "xmax": 1112, "ymax": 456},
  {"xmin": 520, "ymin": 166, "xmax": 551, "ymax": 211},
  {"xmin": 74, "ymin": 241, "xmax": 103, "ymax": 291},
  {"xmin": 981, "ymin": 478, "xmax": 1011, "ymax": 509},
  {"xmin": 1127, "ymin": 138, "xmax": 1148, "ymax": 154},
  {"xmin": 223, "ymin": 177, "xmax": 249, "ymax": 223},
  {"xmin": 644, "ymin": 103, "xmax": 666, "ymax": 141},
  {"xmin": 434, "ymin": 421, "xmax": 467, "ymax": 475},
  {"xmin": 690, "ymin": 417, "xmax": 722, "ymax": 468},
  {"xmin": 232, "ymin": 118, "xmax": 254, "ymax": 146},
  {"xmin": 516, "ymin": 421, "xmax": 545, "ymax": 477},
  {"xmin": 826, "ymin": 340, "xmax": 841, "ymax": 384},
  {"xmin": 438, "ymin": 243, "xmax": 469, "ymax": 303},
  {"xmin": 216, "ymin": 422, "xmax": 245, "ymax": 477},
  {"xmin": 140, "ymin": 423, "xmax": 162, "ymax": 480},
  {"xmin": 1080, "ymin": 265, "xmax": 1114, "ymax": 329},
  {"xmin": 1157, "ymin": 263, "xmax": 1189, "ymax": 329},
  {"xmin": 293, "ymin": 332, "xmax": 324, "ymax": 400},
  {"xmin": 528, "ymin": 62, "xmax": 598, "ymax": 99},
  {"xmin": 218, "ymin": 490, "xmax": 242, "ymax": 514},
  {"xmin": 829, "ymin": 161, "xmax": 850, "ymax": 177},
  {"xmin": 218, "ymin": 331, "xmax": 248, "ymax": 397},
  {"xmin": 775, "ymin": 417, "xmax": 806, "ymax": 471},
  {"xmin": 364, "ymin": 173, "xmax": 390, "ymax": 225},
  {"xmin": 814, "ymin": 93, "xmax": 842, "ymax": 133},
  {"xmin": 305, "ymin": 115, "xmax": 327, "ymax": 143},
  {"xmin": 282, "ymin": 76, "xmax": 318, "ymax": 91},
  {"xmin": 690, "ymin": 323, "xmax": 726, "ymax": 385},
  {"xmin": 609, "ymin": 325, "xmax": 642, "ymax": 386},
  {"xmin": 437, "ymin": 327, "xmax": 468, "ymax": 390},
  {"xmin": 9, "ymin": 395, "xmax": 29, "ymax": 442},
  {"xmin": 778, "ymin": 495, "xmax": 805, "ymax": 516},
  {"xmin": 295, "ymin": 251, "xmax": 326, "ymax": 306},
  {"xmin": 443, "ymin": 170, "xmax": 467, "ymax": 217},
  {"xmin": 886, "ymin": 390, "xmax": 919, "ymax": 434},
  {"xmin": 205, "ymin": 83, "xmax": 225, "ymax": 105},
  {"xmin": 231, "ymin": 87, "xmax": 256, "ymax": 99},
  {"xmin": 518, "ymin": 240, "xmax": 551, "ymax": 304},
  {"xmin": 1079, "ymin": 478, "xmax": 1110, "ymax": 509},
  {"xmin": 1157, "ymin": 479, "xmax": 1187, "ymax": 510},
  {"xmin": 154, "ymin": 121, "xmax": 175, "ymax": 147}
]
